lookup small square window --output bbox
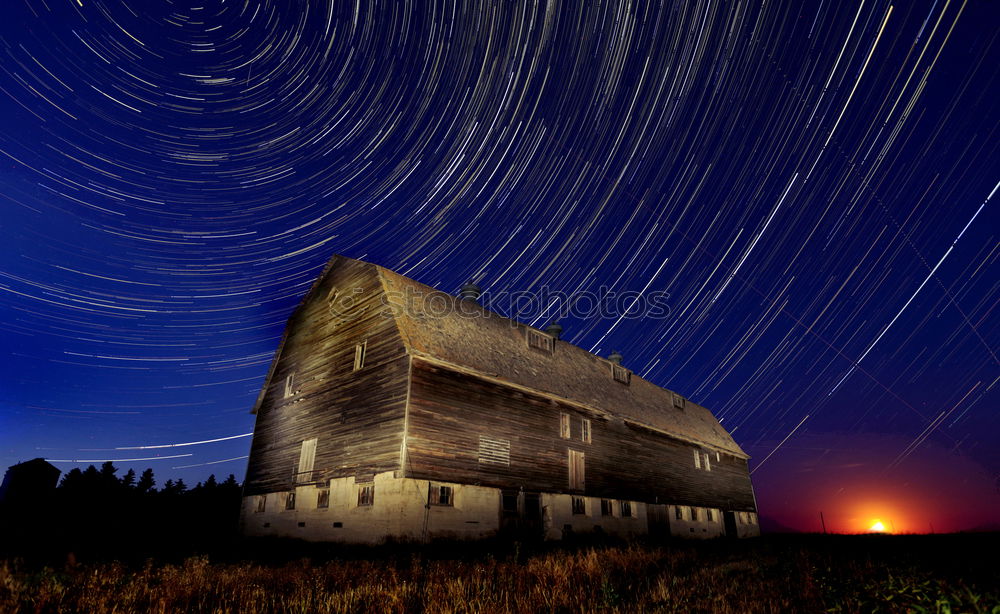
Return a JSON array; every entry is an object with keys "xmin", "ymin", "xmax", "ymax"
[
  {"xmin": 673, "ymin": 393, "xmax": 686, "ymax": 409},
  {"xmin": 357, "ymin": 483, "xmax": 374, "ymax": 506},
  {"xmin": 619, "ymin": 501, "xmax": 633, "ymax": 518},
  {"xmin": 316, "ymin": 489, "xmax": 330, "ymax": 509},
  {"xmin": 600, "ymin": 499, "xmax": 613, "ymax": 517},
  {"xmin": 675, "ymin": 506, "xmax": 683, "ymax": 520},
  {"xmin": 285, "ymin": 492, "xmax": 296, "ymax": 511},
  {"xmin": 353, "ymin": 341, "xmax": 367, "ymax": 371},
  {"xmin": 612, "ymin": 364, "xmax": 631, "ymax": 385},
  {"xmin": 430, "ymin": 484, "xmax": 453, "ymax": 506},
  {"xmin": 581, "ymin": 418, "xmax": 591, "ymax": 443},
  {"xmin": 501, "ymin": 491, "xmax": 518, "ymax": 515},
  {"xmin": 527, "ymin": 329, "xmax": 555, "ymax": 352},
  {"xmin": 284, "ymin": 373, "xmax": 295, "ymax": 398},
  {"xmin": 572, "ymin": 496, "xmax": 586, "ymax": 515},
  {"xmin": 255, "ymin": 495, "xmax": 266, "ymax": 513}
]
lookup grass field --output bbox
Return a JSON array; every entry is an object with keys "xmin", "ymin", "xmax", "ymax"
[{"xmin": 2, "ymin": 534, "xmax": 997, "ymax": 613}]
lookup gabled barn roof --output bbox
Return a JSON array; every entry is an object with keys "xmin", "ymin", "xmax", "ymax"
[
  {"xmin": 253, "ymin": 254, "xmax": 748, "ymax": 458},
  {"xmin": 374, "ymin": 264, "xmax": 748, "ymax": 459}
]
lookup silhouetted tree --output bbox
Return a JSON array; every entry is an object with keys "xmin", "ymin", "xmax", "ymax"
[
  {"xmin": 121, "ymin": 468, "xmax": 136, "ymax": 490},
  {"xmin": 137, "ymin": 468, "xmax": 155, "ymax": 494}
]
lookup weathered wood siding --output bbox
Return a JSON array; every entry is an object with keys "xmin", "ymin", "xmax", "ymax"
[
  {"xmin": 244, "ymin": 259, "xmax": 409, "ymax": 496},
  {"xmin": 404, "ymin": 359, "xmax": 756, "ymax": 511}
]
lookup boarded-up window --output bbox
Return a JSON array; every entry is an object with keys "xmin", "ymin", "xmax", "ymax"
[
  {"xmin": 429, "ymin": 484, "xmax": 453, "ymax": 506},
  {"xmin": 693, "ymin": 449, "xmax": 701, "ymax": 469},
  {"xmin": 571, "ymin": 496, "xmax": 586, "ymax": 515},
  {"xmin": 357, "ymin": 484, "xmax": 374, "ymax": 506},
  {"xmin": 702, "ymin": 452, "xmax": 711, "ymax": 471},
  {"xmin": 673, "ymin": 393, "xmax": 686, "ymax": 409},
  {"xmin": 255, "ymin": 495, "xmax": 266, "ymax": 513},
  {"xmin": 285, "ymin": 492, "xmax": 295, "ymax": 510},
  {"xmin": 478, "ymin": 436, "xmax": 510, "ymax": 466},
  {"xmin": 581, "ymin": 418, "xmax": 591, "ymax": 443},
  {"xmin": 559, "ymin": 413, "xmax": 571, "ymax": 439},
  {"xmin": 298, "ymin": 438, "xmax": 317, "ymax": 478},
  {"xmin": 316, "ymin": 489, "xmax": 330, "ymax": 509},
  {"xmin": 612, "ymin": 364, "xmax": 631, "ymax": 385},
  {"xmin": 527, "ymin": 329, "xmax": 554, "ymax": 353},
  {"xmin": 353, "ymin": 341, "xmax": 367, "ymax": 371},
  {"xmin": 620, "ymin": 501, "xmax": 633, "ymax": 518},
  {"xmin": 601, "ymin": 499, "xmax": 613, "ymax": 516},
  {"xmin": 283, "ymin": 373, "xmax": 295, "ymax": 398},
  {"xmin": 568, "ymin": 450, "xmax": 585, "ymax": 490}
]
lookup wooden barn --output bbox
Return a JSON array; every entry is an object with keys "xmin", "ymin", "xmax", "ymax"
[{"xmin": 241, "ymin": 255, "xmax": 760, "ymax": 542}]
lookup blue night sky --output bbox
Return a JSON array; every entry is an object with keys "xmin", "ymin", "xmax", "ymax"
[{"xmin": 1, "ymin": 0, "xmax": 997, "ymax": 533}]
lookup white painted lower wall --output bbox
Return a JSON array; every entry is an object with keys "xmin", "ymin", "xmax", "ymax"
[{"xmin": 240, "ymin": 472, "xmax": 759, "ymax": 543}]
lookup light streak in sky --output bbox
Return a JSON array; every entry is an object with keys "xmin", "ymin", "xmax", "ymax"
[
  {"xmin": 47, "ymin": 454, "xmax": 193, "ymax": 463},
  {"xmin": 173, "ymin": 455, "xmax": 249, "ymax": 469},
  {"xmin": 114, "ymin": 433, "xmax": 254, "ymax": 450}
]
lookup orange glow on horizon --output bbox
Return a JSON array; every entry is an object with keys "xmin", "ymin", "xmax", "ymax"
[{"xmin": 869, "ymin": 520, "xmax": 887, "ymax": 532}]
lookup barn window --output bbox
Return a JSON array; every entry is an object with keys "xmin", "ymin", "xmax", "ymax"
[
  {"xmin": 527, "ymin": 329, "xmax": 555, "ymax": 353},
  {"xmin": 706, "ymin": 509, "xmax": 714, "ymax": 522},
  {"xmin": 571, "ymin": 496, "xmax": 586, "ymax": 515},
  {"xmin": 283, "ymin": 373, "xmax": 295, "ymax": 398},
  {"xmin": 750, "ymin": 513, "xmax": 757, "ymax": 525},
  {"xmin": 255, "ymin": 495, "xmax": 266, "ymax": 513},
  {"xmin": 612, "ymin": 364, "xmax": 631, "ymax": 385},
  {"xmin": 478, "ymin": 436, "xmax": 510, "ymax": 466},
  {"xmin": 559, "ymin": 413, "xmax": 571, "ymax": 439},
  {"xmin": 581, "ymin": 418, "xmax": 591, "ymax": 443},
  {"xmin": 600, "ymin": 499, "xmax": 614, "ymax": 516},
  {"xmin": 675, "ymin": 506, "xmax": 683, "ymax": 520},
  {"xmin": 285, "ymin": 492, "xmax": 296, "ymax": 510},
  {"xmin": 568, "ymin": 450, "xmax": 585, "ymax": 490},
  {"xmin": 702, "ymin": 452, "xmax": 711, "ymax": 471},
  {"xmin": 693, "ymin": 449, "xmax": 701, "ymax": 469},
  {"xmin": 501, "ymin": 491, "xmax": 518, "ymax": 515},
  {"xmin": 690, "ymin": 507, "xmax": 697, "ymax": 521},
  {"xmin": 297, "ymin": 438, "xmax": 317, "ymax": 481},
  {"xmin": 716, "ymin": 452, "xmax": 721, "ymax": 462},
  {"xmin": 316, "ymin": 489, "xmax": 330, "ymax": 509},
  {"xmin": 619, "ymin": 501, "xmax": 633, "ymax": 518},
  {"xmin": 353, "ymin": 341, "xmax": 367, "ymax": 371},
  {"xmin": 357, "ymin": 483, "xmax": 374, "ymax": 506},
  {"xmin": 429, "ymin": 484, "xmax": 453, "ymax": 506}
]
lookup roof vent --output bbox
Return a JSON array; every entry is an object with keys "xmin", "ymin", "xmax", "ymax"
[
  {"xmin": 544, "ymin": 321, "xmax": 563, "ymax": 340},
  {"xmin": 608, "ymin": 350, "xmax": 623, "ymax": 364},
  {"xmin": 459, "ymin": 281, "xmax": 481, "ymax": 302}
]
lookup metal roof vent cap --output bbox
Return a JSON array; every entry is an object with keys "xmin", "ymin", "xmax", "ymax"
[
  {"xmin": 608, "ymin": 350, "xmax": 623, "ymax": 364},
  {"xmin": 459, "ymin": 281, "xmax": 481, "ymax": 302},
  {"xmin": 544, "ymin": 321, "xmax": 563, "ymax": 340}
]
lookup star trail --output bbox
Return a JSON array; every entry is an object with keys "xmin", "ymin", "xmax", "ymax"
[{"xmin": 1, "ymin": 0, "xmax": 997, "ymax": 532}]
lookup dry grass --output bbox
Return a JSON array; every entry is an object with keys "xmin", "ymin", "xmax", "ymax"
[{"xmin": 1, "ymin": 536, "xmax": 997, "ymax": 613}]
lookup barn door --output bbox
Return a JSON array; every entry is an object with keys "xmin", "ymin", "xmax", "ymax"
[
  {"xmin": 723, "ymin": 511, "xmax": 738, "ymax": 539},
  {"xmin": 646, "ymin": 504, "xmax": 670, "ymax": 539}
]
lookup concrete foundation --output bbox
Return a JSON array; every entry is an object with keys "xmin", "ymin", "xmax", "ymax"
[{"xmin": 240, "ymin": 472, "xmax": 759, "ymax": 543}]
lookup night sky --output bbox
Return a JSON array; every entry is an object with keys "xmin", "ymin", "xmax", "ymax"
[{"xmin": 1, "ymin": 0, "xmax": 997, "ymax": 534}]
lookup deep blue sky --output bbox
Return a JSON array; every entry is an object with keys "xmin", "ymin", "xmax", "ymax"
[{"xmin": 1, "ymin": 0, "xmax": 997, "ymax": 532}]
